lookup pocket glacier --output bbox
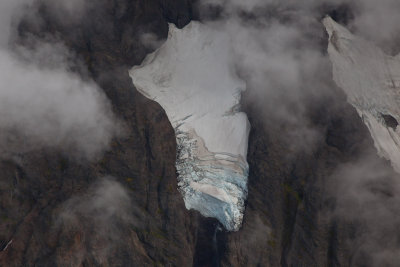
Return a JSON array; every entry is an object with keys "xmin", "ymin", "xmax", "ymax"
[
  {"xmin": 129, "ymin": 22, "xmax": 250, "ymax": 231},
  {"xmin": 324, "ymin": 16, "xmax": 400, "ymax": 173}
]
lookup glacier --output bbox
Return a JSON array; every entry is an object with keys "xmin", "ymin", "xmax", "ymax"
[
  {"xmin": 129, "ymin": 22, "xmax": 250, "ymax": 231},
  {"xmin": 324, "ymin": 16, "xmax": 400, "ymax": 173}
]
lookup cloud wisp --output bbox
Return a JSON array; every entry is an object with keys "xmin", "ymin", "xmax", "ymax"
[
  {"xmin": 55, "ymin": 177, "xmax": 141, "ymax": 265},
  {"xmin": 327, "ymin": 153, "xmax": 400, "ymax": 266},
  {"xmin": 196, "ymin": 0, "xmax": 400, "ymax": 265},
  {"xmin": 0, "ymin": 0, "xmax": 120, "ymax": 160}
]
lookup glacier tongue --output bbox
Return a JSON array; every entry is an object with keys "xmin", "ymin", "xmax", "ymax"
[
  {"xmin": 323, "ymin": 16, "xmax": 400, "ymax": 173},
  {"xmin": 129, "ymin": 22, "xmax": 250, "ymax": 231}
]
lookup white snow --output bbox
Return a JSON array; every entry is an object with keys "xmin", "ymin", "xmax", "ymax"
[
  {"xmin": 324, "ymin": 16, "xmax": 400, "ymax": 173},
  {"xmin": 129, "ymin": 22, "xmax": 250, "ymax": 231}
]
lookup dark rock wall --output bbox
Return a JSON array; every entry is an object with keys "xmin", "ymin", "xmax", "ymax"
[{"xmin": 0, "ymin": 1, "xmax": 384, "ymax": 266}]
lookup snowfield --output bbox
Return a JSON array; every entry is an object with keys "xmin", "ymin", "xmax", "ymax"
[{"xmin": 324, "ymin": 16, "xmax": 400, "ymax": 173}]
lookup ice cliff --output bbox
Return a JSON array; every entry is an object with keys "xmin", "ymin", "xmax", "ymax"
[
  {"xmin": 129, "ymin": 22, "xmax": 250, "ymax": 231},
  {"xmin": 324, "ymin": 16, "xmax": 400, "ymax": 173}
]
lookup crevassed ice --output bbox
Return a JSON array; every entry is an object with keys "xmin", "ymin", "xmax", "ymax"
[
  {"xmin": 129, "ymin": 22, "xmax": 250, "ymax": 231},
  {"xmin": 324, "ymin": 16, "xmax": 400, "ymax": 173}
]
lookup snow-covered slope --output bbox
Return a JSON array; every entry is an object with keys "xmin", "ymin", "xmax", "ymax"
[
  {"xmin": 129, "ymin": 22, "xmax": 250, "ymax": 231},
  {"xmin": 324, "ymin": 16, "xmax": 400, "ymax": 173}
]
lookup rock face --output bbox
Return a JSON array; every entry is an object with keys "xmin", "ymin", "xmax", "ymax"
[
  {"xmin": 0, "ymin": 2, "xmax": 392, "ymax": 266},
  {"xmin": 0, "ymin": 1, "xmax": 203, "ymax": 266},
  {"xmin": 130, "ymin": 22, "xmax": 250, "ymax": 231},
  {"xmin": 324, "ymin": 16, "xmax": 400, "ymax": 173}
]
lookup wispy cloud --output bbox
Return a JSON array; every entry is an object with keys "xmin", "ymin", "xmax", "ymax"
[
  {"xmin": 0, "ymin": 0, "xmax": 120, "ymax": 160},
  {"xmin": 54, "ymin": 177, "xmax": 142, "ymax": 265},
  {"xmin": 198, "ymin": 1, "xmax": 400, "ymax": 265},
  {"xmin": 327, "ymin": 152, "xmax": 400, "ymax": 266}
]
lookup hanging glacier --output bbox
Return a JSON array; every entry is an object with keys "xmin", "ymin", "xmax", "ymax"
[{"xmin": 129, "ymin": 22, "xmax": 250, "ymax": 231}]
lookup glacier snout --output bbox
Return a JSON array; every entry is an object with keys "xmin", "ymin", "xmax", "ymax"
[{"xmin": 129, "ymin": 22, "xmax": 250, "ymax": 231}]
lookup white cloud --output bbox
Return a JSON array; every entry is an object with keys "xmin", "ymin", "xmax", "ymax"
[
  {"xmin": 0, "ymin": 0, "xmax": 120, "ymax": 160},
  {"xmin": 328, "ymin": 153, "xmax": 400, "ymax": 266},
  {"xmin": 198, "ymin": 0, "xmax": 400, "ymax": 264},
  {"xmin": 55, "ymin": 177, "xmax": 141, "ymax": 265}
]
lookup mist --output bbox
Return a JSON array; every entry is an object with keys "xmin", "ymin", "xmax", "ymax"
[
  {"xmin": 55, "ymin": 177, "xmax": 141, "ymax": 265},
  {"xmin": 0, "ymin": 0, "xmax": 120, "ymax": 160},
  {"xmin": 327, "ymin": 151, "xmax": 400, "ymax": 266},
  {"xmin": 197, "ymin": 0, "xmax": 400, "ymax": 266},
  {"xmin": 198, "ymin": 0, "xmax": 336, "ymax": 154},
  {"xmin": 3, "ymin": 0, "xmax": 400, "ymax": 265}
]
